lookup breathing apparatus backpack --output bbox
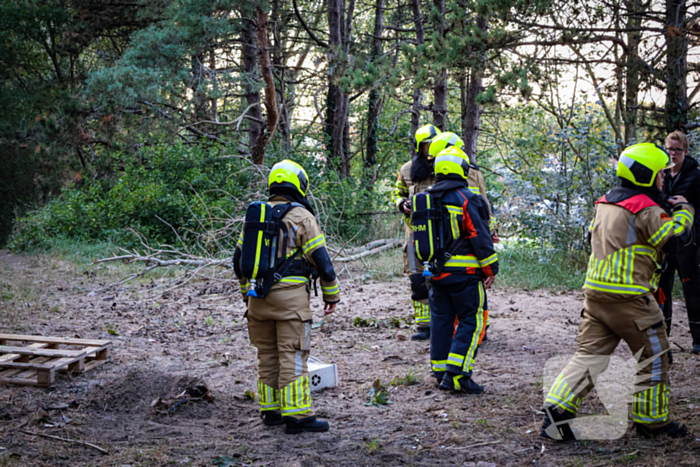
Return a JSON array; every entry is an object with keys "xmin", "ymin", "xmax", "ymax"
[
  {"xmin": 240, "ymin": 201, "xmax": 309, "ymax": 298},
  {"xmin": 411, "ymin": 191, "xmax": 469, "ymax": 277}
]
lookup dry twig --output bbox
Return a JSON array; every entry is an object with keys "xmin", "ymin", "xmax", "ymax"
[{"xmin": 20, "ymin": 430, "xmax": 108, "ymax": 455}]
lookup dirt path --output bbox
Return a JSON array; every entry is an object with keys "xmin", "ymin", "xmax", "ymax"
[{"xmin": 1, "ymin": 251, "xmax": 699, "ymax": 466}]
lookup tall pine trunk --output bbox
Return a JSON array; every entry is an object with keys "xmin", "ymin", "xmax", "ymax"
[
  {"xmin": 325, "ymin": 0, "xmax": 353, "ymax": 178},
  {"xmin": 251, "ymin": 9, "xmax": 278, "ymax": 165},
  {"xmin": 624, "ymin": 0, "xmax": 642, "ymax": 145},
  {"xmin": 409, "ymin": 0, "xmax": 425, "ymax": 148},
  {"xmin": 665, "ymin": 0, "xmax": 688, "ymax": 132},
  {"xmin": 462, "ymin": 15, "xmax": 488, "ymax": 166},
  {"xmin": 432, "ymin": 0, "xmax": 447, "ymax": 130},
  {"xmin": 242, "ymin": 17, "xmax": 263, "ymax": 155},
  {"xmin": 365, "ymin": 0, "xmax": 385, "ymax": 170},
  {"xmin": 271, "ymin": 0, "xmax": 292, "ymax": 153}
]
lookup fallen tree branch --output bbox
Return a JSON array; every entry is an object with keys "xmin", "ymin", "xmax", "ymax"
[
  {"xmin": 333, "ymin": 240, "xmax": 403, "ymax": 263},
  {"xmin": 20, "ymin": 430, "xmax": 109, "ymax": 455},
  {"xmin": 329, "ymin": 238, "xmax": 399, "ymax": 256},
  {"xmin": 92, "ymin": 237, "xmax": 401, "ymax": 290}
]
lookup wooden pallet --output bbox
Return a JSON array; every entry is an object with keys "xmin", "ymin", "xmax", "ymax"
[{"xmin": 0, "ymin": 334, "xmax": 112, "ymax": 387}]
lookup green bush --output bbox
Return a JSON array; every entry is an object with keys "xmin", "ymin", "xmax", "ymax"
[
  {"xmin": 10, "ymin": 144, "xmax": 255, "ymax": 251},
  {"xmin": 9, "ymin": 143, "xmax": 399, "ymax": 252}
]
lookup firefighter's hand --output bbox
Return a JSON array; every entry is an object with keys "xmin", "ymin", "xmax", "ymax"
[
  {"xmin": 402, "ymin": 202, "xmax": 412, "ymax": 215},
  {"xmin": 491, "ymin": 232, "xmax": 501, "ymax": 243},
  {"xmin": 668, "ymin": 195, "xmax": 688, "ymax": 206},
  {"xmin": 484, "ymin": 276, "xmax": 496, "ymax": 290},
  {"xmin": 324, "ymin": 302, "xmax": 337, "ymax": 315}
]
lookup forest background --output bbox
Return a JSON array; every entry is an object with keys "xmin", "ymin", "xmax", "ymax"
[{"xmin": 2, "ymin": 0, "xmax": 700, "ymax": 287}]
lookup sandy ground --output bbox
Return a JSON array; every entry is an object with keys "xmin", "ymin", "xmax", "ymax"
[{"xmin": 1, "ymin": 250, "xmax": 700, "ymax": 467}]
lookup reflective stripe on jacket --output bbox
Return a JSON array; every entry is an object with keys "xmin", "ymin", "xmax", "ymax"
[{"xmin": 584, "ymin": 189, "xmax": 694, "ymax": 301}]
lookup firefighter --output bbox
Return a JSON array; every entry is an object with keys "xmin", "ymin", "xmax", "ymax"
[
  {"xmin": 658, "ymin": 131, "xmax": 700, "ymax": 354},
  {"xmin": 392, "ymin": 124, "xmax": 441, "ymax": 340},
  {"xmin": 233, "ymin": 160, "xmax": 341, "ymax": 434},
  {"xmin": 423, "ymin": 146, "xmax": 498, "ymax": 394},
  {"xmin": 427, "ymin": 132, "xmax": 496, "ymax": 229},
  {"xmin": 428, "ymin": 132, "xmax": 498, "ymax": 342},
  {"xmin": 541, "ymin": 143, "xmax": 694, "ymax": 441}
]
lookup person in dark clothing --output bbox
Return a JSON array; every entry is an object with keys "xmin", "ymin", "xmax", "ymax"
[
  {"xmin": 659, "ymin": 130, "xmax": 700, "ymax": 354},
  {"xmin": 418, "ymin": 146, "xmax": 499, "ymax": 394}
]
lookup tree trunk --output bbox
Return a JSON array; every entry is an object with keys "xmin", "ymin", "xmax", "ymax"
[
  {"xmin": 409, "ymin": 0, "xmax": 425, "ymax": 149},
  {"xmin": 242, "ymin": 17, "xmax": 263, "ymax": 155},
  {"xmin": 252, "ymin": 9, "xmax": 279, "ymax": 165},
  {"xmin": 209, "ymin": 48, "xmax": 218, "ymax": 135},
  {"xmin": 271, "ymin": 0, "xmax": 291, "ymax": 153},
  {"xmin": 624, "ymin": 0, "xmax": 642, "ymax": 145},
  {"xmin": 665, "ymin": 0, "xmax": 688, "ymax": 133},
  {"xmin": 365, "ymin": 0, "xmax": 385, "ymax": 170},
  {"xmin": 191, "ymin": 52, "xmax": 208, "ymax": 124},
  {"xmin": 325, "ymin": 0, "xmax": 353, "ymax": 178},
  {"xmin": 462, "ymin": 15, "xmax": 488, "ymax": 166},
  {"xmin": 432, "ymin": 0, "xmax": 447, "ymax": 130}
]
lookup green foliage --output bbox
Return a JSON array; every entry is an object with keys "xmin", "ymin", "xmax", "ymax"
[
  {"xmin": 391, "ymin": 371, "xmax": 421, "ymax": 386},
  {"xmin": 9, "ymin": 138, "xmax": 402, "ymax": 253},
  {"xmin": 491, "ymin": 104, "xmax": 618, "ymax": 250},
  {"xmin": 496, "ymin": 244, "xmax": 588, "ymax": 290},
  {"xmin": 365, "ymin": 379, "xmax": 392, "ymax": 407},
  {"xmin": 10, "ymin": 144, "xmax": 254, "ymax": 251},
  {"xmin": 363, "ymin": 438, "xmax": 383, "ymax": 454}
]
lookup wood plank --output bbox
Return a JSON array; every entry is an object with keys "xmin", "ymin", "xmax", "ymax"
[
  {"xmin": 83, "ymin": 360, "xmax": 108, "ymax": 372},
  {"xmin": 0, "ymin": 361, "xmax": 55, "ymax": 371},
  {"xmin": 0, "ymin": 334, "xmax": 109, "ymax": 347},
  {"xmin": 0, "ymin": 346, "xmax": 86, "ymax": 358},
  {"xmin": 0, "ymin": 377, "xmax": 40, "ymax": 386},
  {"xmin": 0, "ymin": 356, "xmax": 52, "ymax": 379},
  {"xmin": 0, "ymin": 343, "xmax": 49, "ymax": 363}
]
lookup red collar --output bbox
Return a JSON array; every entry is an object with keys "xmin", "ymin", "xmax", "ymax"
[{"xmin": 596, "ymin": 193, "xmax": 658, "ymax": 213}]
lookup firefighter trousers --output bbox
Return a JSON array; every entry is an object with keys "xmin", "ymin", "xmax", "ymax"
[
  {"xmin": 429, "ymin": 274, "xmax": 486, "ymax": 381},
  {"xmin": 545, "ymin": 294, "xmax": 671, "ymax": 427},
  {"xmin": 659, "ymin": 243, "xmax": 700, "ymax": 345},
  {"xmin": 405, "ymin": 232, "xmax": 430, "ymax": 325},
  {"xmin": 247, "ymin": 285, "xmax": 314, "ymax": 420}
]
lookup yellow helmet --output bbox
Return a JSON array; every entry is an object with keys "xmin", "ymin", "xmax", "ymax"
[
  {"xmin": 414, "ymin": 124, "xmax": 441, "ymax": 152},
  {"xmin": 617, "ymin": 143, "xmax": 673, "ymax": 187},
  {"xmin": 428, "ymin": 132, "xmax": 464, "ymax": 159},
  {"xmin": 434, "ymin": 146, "xmax": 470, "ymax": 180},
  {"xmin": 268, "ymin": 160, "xmax": 309, "ymax": 196}
]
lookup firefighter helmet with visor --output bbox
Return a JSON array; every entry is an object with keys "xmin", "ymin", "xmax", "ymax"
[
  {"xmin": 268, "ymin": 160, "xmax": 309, "ymax": 196},
  {"xmin": 414, "ymin": 124, "xmax": 441, "ymax": 152},
  {"xmin": 434, "ymin": 146, "xmax": 471, "ymax": 180},
  {"xmin": 617, "ymin": 143, "xmax": 673, "ymax": 188},
  {"xmin": 428, "ymin": 132, "xmax": 464, "ymax": 159}
]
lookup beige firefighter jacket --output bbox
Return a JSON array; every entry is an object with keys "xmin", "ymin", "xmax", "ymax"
[{"xmin": 584, "ymin": 198, "xmax": 694, "ymax": 302}]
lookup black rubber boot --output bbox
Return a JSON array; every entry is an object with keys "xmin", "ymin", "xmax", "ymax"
[
  {"xmin": 262, "ymin": 411, "xmax": 284, "ymax": 426},
  {"xmin": 541, "ymin": 406, "xmax": 579, "ymax": 441},
  {"xmin": 439, "ymin": 373, "xmax": 484, "ymax": 394},
  {"xmin": 284, "ymin": 416, "xmax": 330, "ymax": 434},
  {"xmin": 692, "ymin": 344, "xmax": 700, "ymax": 355},
  {"xmin": 634, "ymin": 421, "xmax": 689, "ymax": 439},
  {"xmin": 411, "ymin": 325, "xmax": 430, "ymax": 341}
]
